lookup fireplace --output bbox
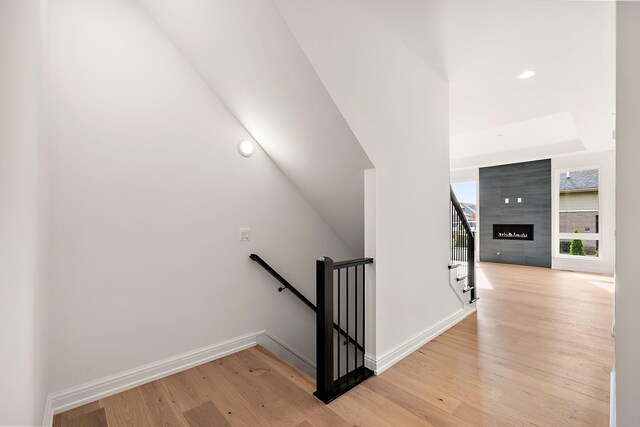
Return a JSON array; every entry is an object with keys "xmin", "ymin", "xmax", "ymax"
[{"xmin": 493, "ymin": 224, "xmax": 534, "ymax": 241}]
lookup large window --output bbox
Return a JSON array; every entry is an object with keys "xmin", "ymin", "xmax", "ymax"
[{"xmin": 558, "ymin": 169, "xmax": 600, "ymax": 257}]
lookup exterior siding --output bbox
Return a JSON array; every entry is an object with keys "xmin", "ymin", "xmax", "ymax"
[{"xmin": 559, "ymin": 191, "xmax": 599, "ymax": 211}]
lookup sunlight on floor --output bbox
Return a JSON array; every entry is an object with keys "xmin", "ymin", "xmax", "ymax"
[
  {"xmin": 475, "ymin": 267, "xmax": 493, "ymax": 290},
  {"xmin": 569, "ymin": 272, "xmax": 615, "ymax": 293}
]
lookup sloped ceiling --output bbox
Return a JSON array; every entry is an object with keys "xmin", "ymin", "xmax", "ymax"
[{"xmin": 137, "ymin": 0, "xmax": 373, "ymax": 255}]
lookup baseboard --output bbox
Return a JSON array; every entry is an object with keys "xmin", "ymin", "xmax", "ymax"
[
  {"xmin": 42, "ymin": 331, "xmax": 259, "ymax": 426},
  {"xmin": 610, "ymin": 369, "xmax": 616, "ymax": 427},
  {"xmin": 368, "ymin": 307, "xmax": 476, "ymax": 375},
  {"xmin": 42, "ymin": 394, "xmax": 53, "ymax": 427},
  {"xmin": 257, "ymin": 331, "xmax": 316, "ymax": 378},
  {"xmin": 41, "ymin": 308, "xmax": 476, "ymax": 425}
]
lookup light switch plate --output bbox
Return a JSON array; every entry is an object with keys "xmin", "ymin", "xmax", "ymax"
[{"xmin": 239, "ymin": 228, "xmax": 250, "ymax": 241}]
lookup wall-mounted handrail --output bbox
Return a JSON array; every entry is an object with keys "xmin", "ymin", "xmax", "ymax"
[
  {"xmin": 249, "ymin": 253, "xmax": 316, "ymax": 311},
  {"xmin": 249, "ymin": 253, "xmax": 364, "ymax": 352}
]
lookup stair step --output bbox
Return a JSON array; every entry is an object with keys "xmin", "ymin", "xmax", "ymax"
[
  {"xmin": 448, "ymin": 264, "xmax": 461, "ymax": 269},
  {"xmin": 463, "ymin": 286, "xmax": 475, "ymax": 293},
  {"xmin": 456, "ymin": 276, "xmax": 467, "ymax": 282},
  {"xmin": 470, "ymin": 297, "xmax": 479, "ymax": 304}
]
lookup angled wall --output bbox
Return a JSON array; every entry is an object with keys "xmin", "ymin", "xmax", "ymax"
[
  {"xmin": 47, "ymin": 0, "xmax": 353, "ymax": 393},
  {"xmin": 137, "ymin": 0, "xmax": 373, "ymax": 256},
  {"xmin": 276, "ymin": 0, "xmax": 459, "ymax": 363}
]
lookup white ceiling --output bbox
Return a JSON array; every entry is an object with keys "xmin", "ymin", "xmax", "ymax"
[{"xmin": 355, "ymin": 0, "xmax": 616, "ymax": 168}]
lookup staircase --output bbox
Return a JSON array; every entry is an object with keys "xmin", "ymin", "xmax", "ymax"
[
  {"xmin": 250, "ymin": 254, "xmax": 374, "ymax": 404},
  {"xmin": 450, "ymin": 186, "xmax": 478, "ymax": 306}
]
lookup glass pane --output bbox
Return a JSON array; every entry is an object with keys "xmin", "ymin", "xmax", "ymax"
[
  {"xmin": 559, "ymin": 169, "xmax": 599, "ymax": 233},
  {"xmin": 559, "ymin": 239, "xmax": 599, "ymax": 257},
  {"xmin": 452, "ymin": 180, "xmax": 477, "ymax": 231}
]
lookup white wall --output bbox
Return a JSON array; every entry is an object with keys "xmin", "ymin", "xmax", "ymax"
[
  {"xmin": 364, "ymin": 169, "xmax": 377, "ymax": 356},
  {"xmin": 47, "ymin": 0, "xmax": 353, "ymax": 392},
  {"xmin": 616, "ymin": 2, "xmax": 640, "ymax": 425},
  {"xmin": 276, "ymin": 0, "xmax": 460, "ymax": 360},
  {"xmin": 0, "ymin": 0, "xmax": 50, "ymax": 425},
  {"xmin": 136, "ymin": 0, "xmax": 373, "ymax": 257}
]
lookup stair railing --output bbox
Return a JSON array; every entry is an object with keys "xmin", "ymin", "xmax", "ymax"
[
  {"xmin": 249, "ymin": 253, "xmax": 366, "ymax": 355},
  {"xmin": 450, "ymin": 187, "xmax": 478, "ymax": 304},
  {"xmin": 315, "ymin": 256, "xmax": 374, "ymax": 404}
]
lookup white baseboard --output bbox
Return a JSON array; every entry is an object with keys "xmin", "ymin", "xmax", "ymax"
[
  {"xmin": 257, "ymin": 331, "xmax": 316, "ymax": 378},
  {"xmin": 41, "ymin": 308, "xmax": 477, "ymax": 425},
  {"xmin": 42, "ymin": 395, "xmax": 53, "ymax": 427},
  {"xmin": 42, "ymin": 331, "xmax": 259, "ymax": 426},
  {"xmin": 367, "ymin": 307, "xmax": 476, "ymax": 375},
  {"xmin": 610, "ymin": 369, "xmax": 616, "ymax": 427}
]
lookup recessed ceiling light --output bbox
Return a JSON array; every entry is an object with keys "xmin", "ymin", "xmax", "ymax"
[
  {"xmin": 518, "ymin": 70, "xmax": 536, "ymax": 79},
  {"xmin": 238, "ymin": 140, "xmax": 254, "ymax": 157}
]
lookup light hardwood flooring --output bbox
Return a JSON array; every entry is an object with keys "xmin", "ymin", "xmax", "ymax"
[{"xmin": 54, "ymin": 262, "xmax": 615, "ymax": 426}]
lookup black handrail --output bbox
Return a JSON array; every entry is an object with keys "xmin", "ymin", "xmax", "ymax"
[
  {"xmin": 249, "ymin": 253, "xmax": 316, "ymax": 311},
  {"xmin": 333, "ymin": 258, "xmax": 374, "ymax": 269},
  {"xmin": 249, "ymin": 253, "xmax": 364, "ymax": 352}
]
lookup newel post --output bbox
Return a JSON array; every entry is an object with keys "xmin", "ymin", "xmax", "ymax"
[{"xmin": 314, "ymin": 256, "xmax": 334, "ymax": 402}]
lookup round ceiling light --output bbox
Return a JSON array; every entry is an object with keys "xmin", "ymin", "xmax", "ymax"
[
  {"xmin": 238, "ymin": 140, "xmax": 254, "ymax": 157},
  {"xmin": 518, "ymin": 70, "xmax": 536, "ymax": 79}
]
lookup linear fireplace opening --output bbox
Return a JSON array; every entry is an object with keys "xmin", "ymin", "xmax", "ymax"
[{"xmin": 493, "ymin": 224, "xmax": 534, "ymax": 241}]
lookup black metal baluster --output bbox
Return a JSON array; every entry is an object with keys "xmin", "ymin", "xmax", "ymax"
[
  {"xmin": 362, "ymin": 264, "xmax": 366, "ymax": 370},
  {"xmin": 464, "ymin": 225, "xmax": 467, "ymax": 279},
  {"xmin": 452, "ymin": 208, "xmax": 458, "ymax": 262},
  {"xmin": 457, "ymin": 212, "xmax": 460, "ymax": 264},
  {"xmin": 346, "ymin": 267, "xmax": 349, "ymax": 375},
  {"xmin": 337, "ymin": 268, "xmax": 341, "ymax": 379},
  {"xmin": 456, "ymin": 212, "xmax": 459, "ymax": 264},
  {"xmin": 451, "ymin": 203, "xmax": 454, "ymax": 263},
  {"xmin": 355, "ymin": 265, "xmax": 358, "ymax": 369}
]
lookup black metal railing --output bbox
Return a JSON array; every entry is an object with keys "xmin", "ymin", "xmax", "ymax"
[
  {"xmin": 249, "ymin": 254, "xmax": 365, "ymax": 355},
  {"xmin": 315, "ymin": 256, "xmax": 374, "ymax": 404},
  {"xmin": 450, "ymin": 187, "xmax": 478, "ymax": 304}
]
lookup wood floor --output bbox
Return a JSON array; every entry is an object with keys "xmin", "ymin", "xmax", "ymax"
[{"xmin": 54, "ymin": 263, "xmax": 615, "ymax": 426}]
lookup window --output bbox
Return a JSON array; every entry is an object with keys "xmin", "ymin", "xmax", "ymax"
[
  {"xmin": 558, "ymin": 169, "xmax": 600, "ymax": 257},
  {"xmin": 452, "ymin": 180, "xmax": 477, "ymax": 231}
]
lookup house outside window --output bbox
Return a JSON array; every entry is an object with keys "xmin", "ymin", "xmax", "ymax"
[{"xmin": 558, "ymin": 169, "xmax": 600, "ymax": 257}]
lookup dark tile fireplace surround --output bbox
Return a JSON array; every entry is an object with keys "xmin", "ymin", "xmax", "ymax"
[{"xmin": 479, "ymin": 159, "xmax": 551, "ymax": 268}]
